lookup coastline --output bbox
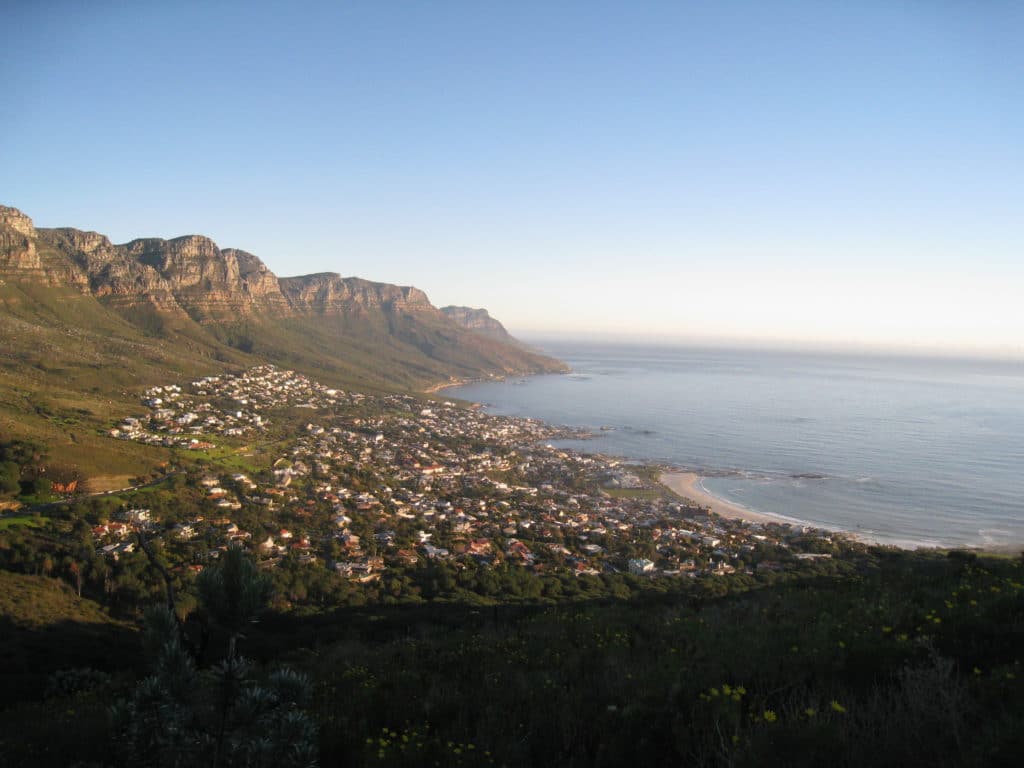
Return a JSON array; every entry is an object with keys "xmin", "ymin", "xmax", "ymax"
[
  {"xmin": 450, "ymin": 379, "xmax": 1015, "ymax": 554},
  {"xmin": 426, "ymin": 369, "xmax": 570, "ymax": 396},
  {"xmin": 425, "ymin": 372, "xmax": 518, "ymax": 395},
  {"xmin": 658, "ymin": 471, "xmax": 1021, "ymax": 553},
  {"xmin": 424, "ymin": 378, "xmax": 471, "ymax": 395},
  {"xmin": 659, "ymin": 471, "xmax": 788, "ymax": 526},
  {"xmin": 424, "ymin": 375, "xmax": 503, "ymax": 395}
]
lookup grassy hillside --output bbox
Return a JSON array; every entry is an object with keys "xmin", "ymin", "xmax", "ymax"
[
  {"xmin": 0, "ymin": 284, "xmax": 563, "ymax": 482},
  {"xmin": 1, "ymin": 205, "xmax": 567, "ymax": 484},
  {"xmin": 0, "ymin": 571, "xmax": 138, "ymax": 768},
  {"xmin": 0, "ymin": 568, "xmax": 125, "ymax": 627},
  {"xmin": 0, "ymin": 282, "xmax": 235, "ymax": 478},
  {"xmin": 0, "ymin": 277, "xmax": 564, "ymax": 481},
  {"xmin": 0, "ymin": 569, "xmax": 136, "ymax": 697}
]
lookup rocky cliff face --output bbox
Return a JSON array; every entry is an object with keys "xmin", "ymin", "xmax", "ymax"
[
  {"xmin": 281, "ymin": 273, "xmax": 433, "ymax": 316},
  {"xmin": 1, "ymin": 207, "xmax": 442, "ymax": 321},
  {"xmin": 117, "ymin": 236, "xmax": 293, "ymax": 318},
  {"xmin": 223, "ymin": 248, "xmax": 290, "ymax": 308},
  {"xmin": 441, "ymin": 306, "xmax": 514, "ymax": 340},
  {"xmin": 0, "ymin": 204, "xmax": 566, "ymax": 383},
  {"xmin": 38, "ymin": 227, "xmax": 183, "ymax": 314},
  {"xmin": 0, "ymin": 206, "xmax": 42, "ymax": 276},
  {"xmin": 1, "ymin": 206, "xmax": 89, "ymax": 288}
]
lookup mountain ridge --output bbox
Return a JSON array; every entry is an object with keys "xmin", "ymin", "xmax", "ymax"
[
  {"xmin": 0, "ymin": 204, "xmax": 566, "ymax": 475},
  {"xmin": 2, "ymin": 206, "xmax": 554, "ymax": 343},
  {"xmin": 1, "ymin": 204, "xmax": 561, "ymax": 373},
  {"xmin": 440, "ymin": 305, "xmax": 515, "ymax": 341}
]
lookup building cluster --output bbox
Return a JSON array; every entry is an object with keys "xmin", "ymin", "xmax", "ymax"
[
  {"xmin": 107, "ymin": 366, "xmax": 350, "ymax": 448},
  {"xmin": 94, "ymin": 366, "xmax": 841, "ymax": 583}
]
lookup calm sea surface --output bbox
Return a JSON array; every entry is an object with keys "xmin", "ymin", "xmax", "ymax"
[{"xmin": 447, "ymin": 342, "xmax": 1024, "ymax": 550}]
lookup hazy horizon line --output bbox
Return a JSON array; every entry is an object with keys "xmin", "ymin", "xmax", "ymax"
[{"xmin": 516, "ymin": 330, "xmax": 1024, "ymax": 364}]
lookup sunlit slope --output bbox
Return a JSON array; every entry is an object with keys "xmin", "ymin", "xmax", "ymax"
[{"xmin": 0, "ymin": 204, "xmax": 565, "ymax": 473}]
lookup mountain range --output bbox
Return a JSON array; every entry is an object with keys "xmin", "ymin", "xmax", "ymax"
[{"xmin": 0, "ymin": 204, "xmax": 565, "ymax": 478}]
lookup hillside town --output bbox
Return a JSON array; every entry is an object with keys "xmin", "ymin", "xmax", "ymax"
[{"xmin": 96, "ymin": 366, "xmax": 846, "ymax": 585}]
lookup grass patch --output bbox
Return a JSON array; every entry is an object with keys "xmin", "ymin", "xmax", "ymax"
[
  {"xmin": 0, "ymin": 514, "xmax": 44, "ymax": 531},
  {"xmin": 0, "ymin": 570, "xmax": 124, "ymax": 629},
  {"xmin": 86, "ymin": 474, "xmax": 136, "ymax": 493},
  {"xmin": 15, "ymin": 493, "xmax": 59, "ymax": 506}
]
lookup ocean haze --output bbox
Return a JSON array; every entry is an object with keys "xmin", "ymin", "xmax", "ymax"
[{"xmin": 447, "ymin": 342, "xmax": 1024, "ymax": 550}]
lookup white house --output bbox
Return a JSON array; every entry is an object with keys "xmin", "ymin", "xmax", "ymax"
[{"xmin": 628, "ymin": 558, "xmax": 656, "ymax": 576}]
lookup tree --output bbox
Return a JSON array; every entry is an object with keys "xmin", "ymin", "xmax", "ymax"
[
  {"xmin": 111, "ymin": 546, "xmax": 318, "ymax": 767},
  {"xmin": 0, "ymin": 460, "xmax": 20, "ymax": 495},
  {"xmin": 0, "ymin": 438, "xmax": 46, "ymax": 467},
  {"xmin": 196, "ymin": 546, "xmax": 274, "ymax": 660},
  {"xmin": 68, "ymin": 560, "xmax": 83, "ymax": 597}
]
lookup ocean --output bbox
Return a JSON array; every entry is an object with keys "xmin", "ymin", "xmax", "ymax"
[{"xmin": 447, "ymin": 342, "xmax": 1024, "ymax": 551}]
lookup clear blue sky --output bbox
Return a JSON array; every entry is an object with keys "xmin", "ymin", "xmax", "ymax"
[{"xmin": 3, "ymin": 1, "xmax": 1022, "ymax": 354}]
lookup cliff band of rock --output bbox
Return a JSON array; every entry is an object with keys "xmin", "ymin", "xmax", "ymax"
[
  {"xmin": 441, "ymin": 306, "xmax": 514, "ymax": 340},
  {"xmin": 0, "ymin": 205, "xmax": 566, "ymax": 384}
]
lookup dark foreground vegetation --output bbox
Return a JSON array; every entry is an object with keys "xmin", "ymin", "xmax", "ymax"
[{"xmin": 0, "ymin": 546, "xmax": 1021, "ymax": 768}]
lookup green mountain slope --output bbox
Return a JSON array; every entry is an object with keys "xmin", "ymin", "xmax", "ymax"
[{"xmin": 0, "ymin": 204, "xmax": 566, "ymax": 477}]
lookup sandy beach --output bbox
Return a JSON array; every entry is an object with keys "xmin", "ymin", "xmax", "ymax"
[
  {"xmin": 423, "ymin": 379, "xmax": 467, "ymax": 395},
  {"xmin": 659, "ymin": 471, "xmax": 784, "ymax": 526}
]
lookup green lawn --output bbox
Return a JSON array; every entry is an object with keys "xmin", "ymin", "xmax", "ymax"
[{"xmin": 0, "ymin": 514, "xmax": 44, "ymax": 531}]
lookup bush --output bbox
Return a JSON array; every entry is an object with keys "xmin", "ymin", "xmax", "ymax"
[{"xmin": 45, "ymin": 667, "xmax": 112, "ymax": 699}]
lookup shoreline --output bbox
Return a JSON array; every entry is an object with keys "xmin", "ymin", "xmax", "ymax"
[
  {"xmin": 449, "ymin": 382, "xmax": 1016, "ymax": 555},
  {"xmin": 657, "ymin": 471, "xmax": 1019, "ymax": 554},
  {"xmin": 424, "ymin": 373, "xmax": 512, "ymax": 395},
  {"xmin": 423, "ymin": 378, "xmax": 471, "ymax": 395},
  {"xmin": 424, "ymin": 366, "xmax": 572, "ymax": 396},
  {"xmin": 659, "ymin": 471, "xmax": 793, "ymax": 527}
]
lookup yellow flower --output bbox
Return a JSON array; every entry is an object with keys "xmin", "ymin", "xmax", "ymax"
[
  {"xmin": 763, "ymin": 710, "xmax": 777, "ymax": 723},
  {"xmin": 830, "ymin": 700, "xmax": 846, "ymax": 713},
  {"xmin": 804, "ymin": 708, "xmax": 816, "ymax": 717}
]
